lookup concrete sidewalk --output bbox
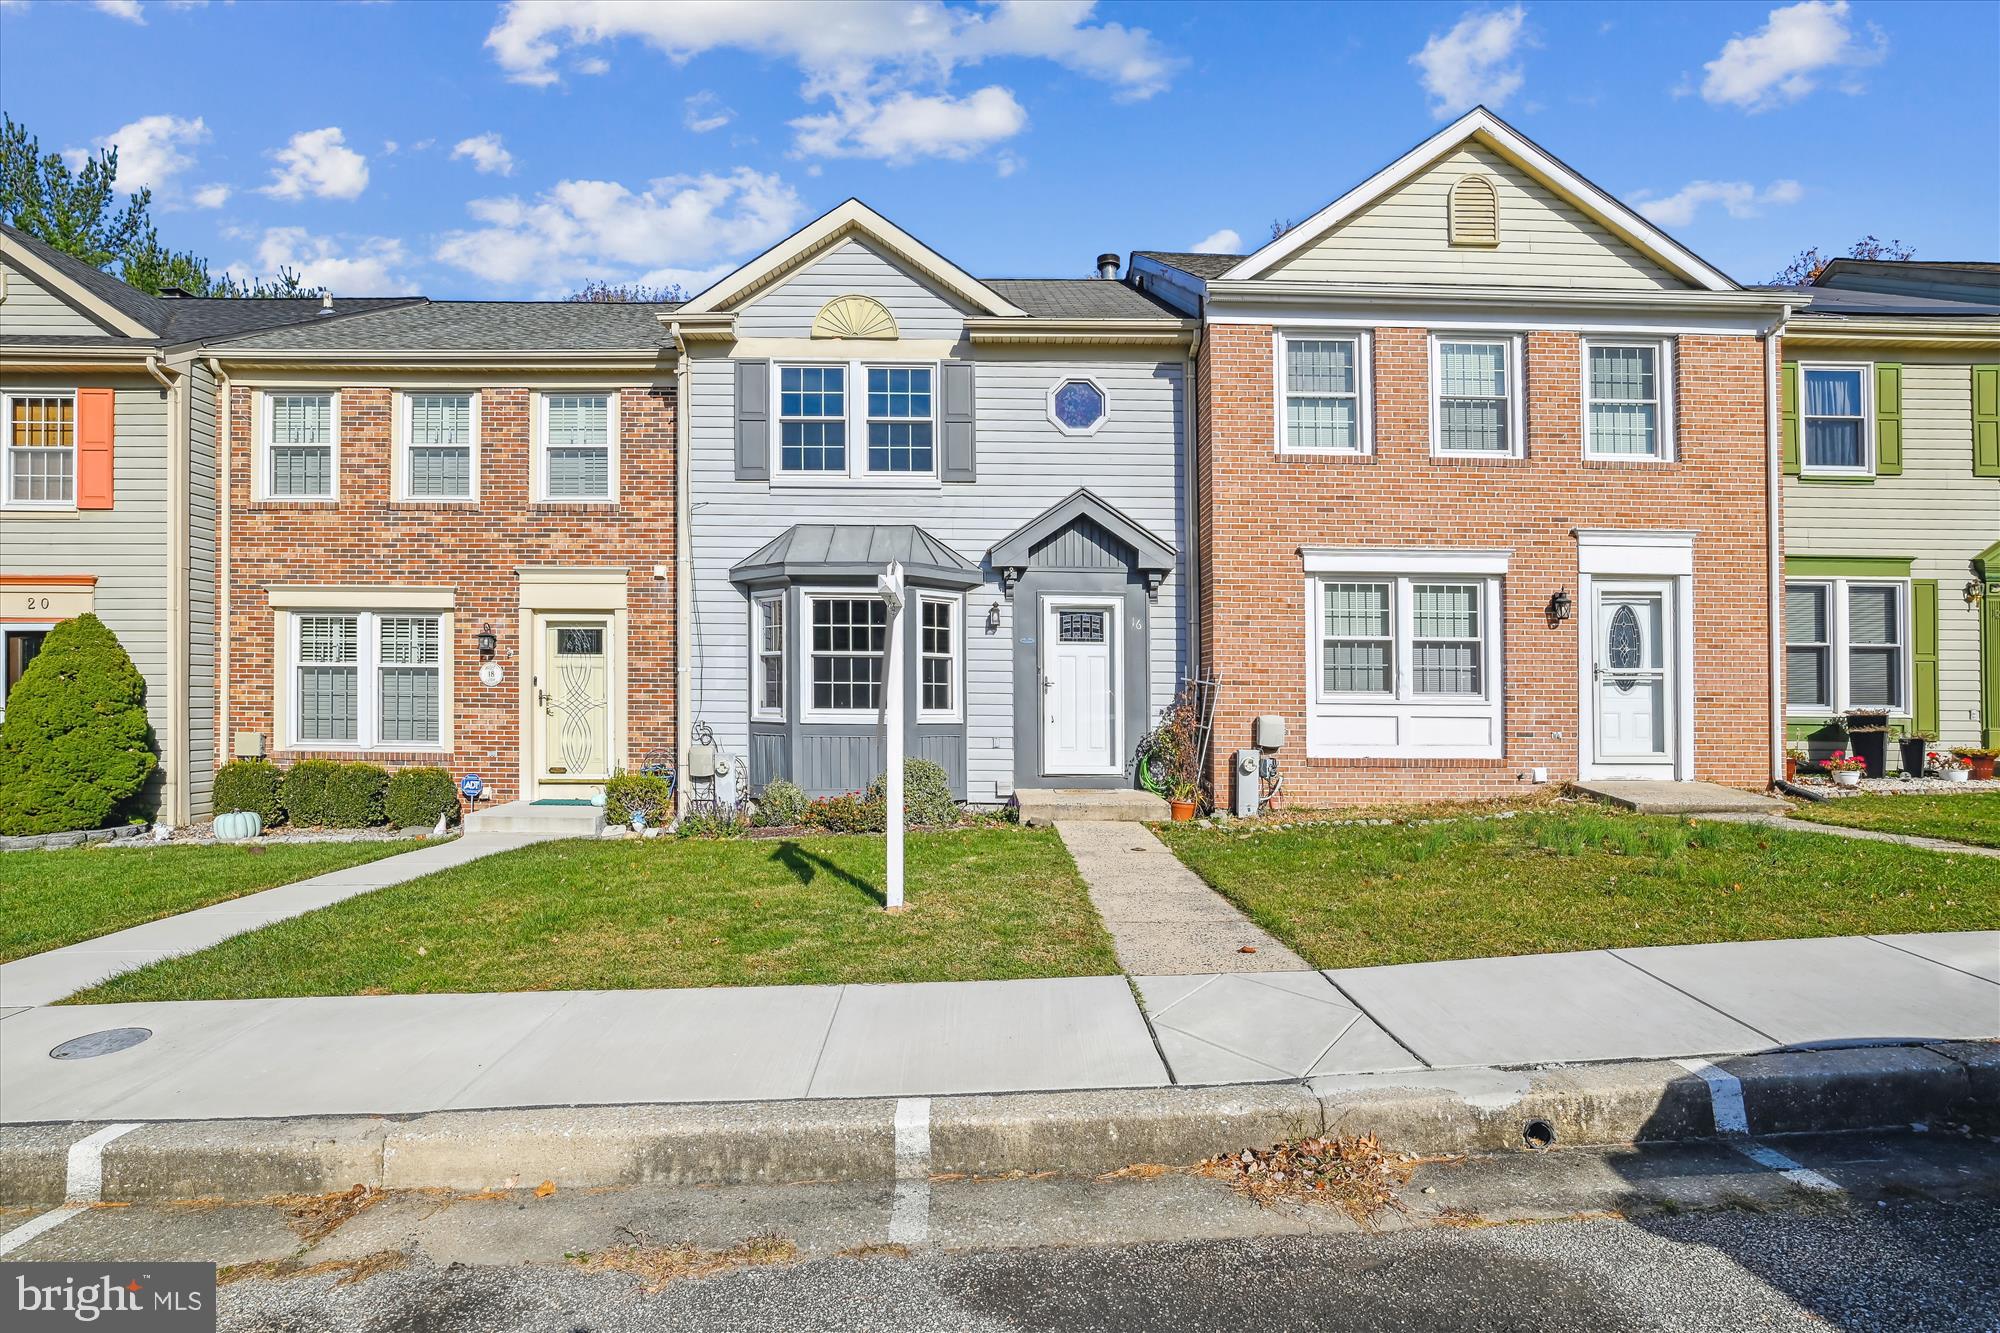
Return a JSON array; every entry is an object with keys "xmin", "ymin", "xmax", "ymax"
[
  {"xmin": 0, "ymin": 832, "xmax": 551, "ymax": 1009},
  {"xmin": 3, "ymin": 932, "xmax": 1991, "ymax": 1124}
]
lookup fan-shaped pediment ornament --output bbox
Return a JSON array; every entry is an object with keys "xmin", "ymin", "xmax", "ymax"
[{"xmin": 812, "ymin": 293, "xmax": 899, "ymax": 340}]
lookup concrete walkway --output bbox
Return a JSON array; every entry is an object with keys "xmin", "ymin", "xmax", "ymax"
[
  {"xmin": 4, "ymin": 931, "xmax": 1990, "ymax": 1123},
  {"xmin": 0, "ymin": 832, "xmax": 551, "ymax": 1008},
  {"xmin": 1055, "ymin": 821, "xmax": 1308, "ymax": 973},
  {"xmin": 1701, "ymin": 810, "xmax": 2000, "ymax": 858}
]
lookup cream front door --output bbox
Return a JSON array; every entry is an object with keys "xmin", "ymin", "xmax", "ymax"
[
  {"xmin": 1041, "ymin": 599, "xmax": 1120, "ymax": 775},
  {"xmin": 536, "ymin": 619, "xmax": 611, "ymax": 787},
  {"xmin": 1592, "ymin": 586, "xmax": 1673, "ymax": 773}
]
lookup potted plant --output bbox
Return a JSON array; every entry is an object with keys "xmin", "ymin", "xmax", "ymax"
[
  {"xmin": 1934, "ymin": 751, "xmax": 1972, "ymax": 783},
  {"xmin": 1783, "ymin": 744, "xmax": 1807, "ymax": 783},
  {"xmin": 1951, "ymin": 746, "xmax": 2000, "ymax": 781},
  {"xmin": 1167, "ymin": 780, "xmax": 1200, "ymax": 822},
  {"xmin": 1822, "ymin": 750, "xmax": 1867, "ymax": 788},
  {"xmin": 1898, "ymin": 728, "xmax": 1934, "ymax": 777},
  {"xmin": 1841, "ymin": 710, "xmax": 1891, "ymax": 779}
]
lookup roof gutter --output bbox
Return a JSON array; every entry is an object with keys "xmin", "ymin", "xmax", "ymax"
[
  {"xmin": 1201, "ymin": 281, "xmax": 1798, "ymax": 315},
  {"xmin": 205, "ymin": 349, "xmax": 677, "ymax": 371}
]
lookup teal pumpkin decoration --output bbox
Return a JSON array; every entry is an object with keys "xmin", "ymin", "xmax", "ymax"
[{"xmin": 213, "ymin": 810, "xmax": 263, "ymax": 841}]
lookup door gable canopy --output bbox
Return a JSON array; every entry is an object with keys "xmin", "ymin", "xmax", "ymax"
[{"xmin": 988, "ymin": 488, "xmax": 1178, "ymax": 601}]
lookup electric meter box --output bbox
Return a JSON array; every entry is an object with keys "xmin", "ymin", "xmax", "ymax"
[
  {"xmin": 1232, "ymin": 749, "xmax": 1262, "ymax": 818},
  {"xmin": 1253, "ymin": 715, "xmax": 1287, "ymax": 750}
]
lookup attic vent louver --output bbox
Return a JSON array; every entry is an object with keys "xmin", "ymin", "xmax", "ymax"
[{"xmin": 1448, "ymin": 174, "xmax": 1500, "ymax": 247}]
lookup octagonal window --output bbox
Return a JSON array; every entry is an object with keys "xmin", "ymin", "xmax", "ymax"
[{"xmin": 1050, "ymin": 379, "xmax": 1106, "ymax": 434}]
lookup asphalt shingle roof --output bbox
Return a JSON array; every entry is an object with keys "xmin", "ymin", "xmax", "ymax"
[
  {"xmin": 983, "ymin": 279, "xmax": 1182, "ymax": 318},
  {"xmin": 217, "ymin": 300, "xmax": 681, "ymax": 352},
  {"xmin": 1131, "ymin": 251, "xmax": 1243, "ymax": 280},
  {"xmin": 1755, "ymin": 284, "xmax": 2000, "ymax": 317}
]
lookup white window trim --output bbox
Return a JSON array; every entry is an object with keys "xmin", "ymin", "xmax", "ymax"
[
  {"xmin": 285, "ymin": 608, "xmax": 449, "ymax": 753},
  {"xmin": 1798, "ymin": 361, "xmax": 1875, "ymax": 479},
  {"xmin": 917, "ymin": 592, "xmax": 963, "ymax": 722},
  {"xmin": 801, "ymin": 587, "xmax": 891, "ymax": 723},
  {"xmin": 1428, "ymin": 332, "xmax": 1525, "ymax": 460},
  {"xmin": 1046, "ymin": 376, "xmax": 1110, "ymax": 438},
  {"xmin": 1274, "ymin": 329, "xmax": 1372, "ymax": 456},
  {"xmin": 771, "ymin": 359, "xmax": 942, "ymax": 488},
  {"xmin": 1783, "ymin": 576, "xmax": 1912, "ymax": 717},
  {"xmin": 533, "ymin": 389, "xmax": 619, "ymax": 504},
  {"xmin": 1, "ymin": 388, "xmax": 79, "ymax": 512},
  {"xmin": 255, "ymin": 389, "xmax": 340, "ymax": 503},
  {"xmin": 1581, "ymin": 337, "xmax": 1675, "ymax": 461},
  {"xmin": 750, "ymin": 591, "xmax": 785, "ymax": 722},
  {"xmin": 394, "ymin": 389, "xmax": 480, "ymax": 504}
]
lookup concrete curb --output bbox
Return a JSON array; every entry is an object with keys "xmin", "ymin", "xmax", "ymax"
[{"xmin": 3, "ymin": 1043, "xmax": 1991, "ymax": 1207}]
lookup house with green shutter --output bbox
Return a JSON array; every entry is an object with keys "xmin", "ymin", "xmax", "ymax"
[{"xmin": 1777, "ymin": 260, "xmax": 2000, "ymax": 768}]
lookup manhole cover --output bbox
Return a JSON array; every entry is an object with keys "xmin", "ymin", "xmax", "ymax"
[{"xmin": 50, "ymin": 1027, "xmax": 152, "ymax": 1060}]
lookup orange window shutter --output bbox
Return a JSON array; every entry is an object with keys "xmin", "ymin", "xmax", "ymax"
[{"xmin": 76, "ymin": 388, "xmax": 115, "ymax": 509}]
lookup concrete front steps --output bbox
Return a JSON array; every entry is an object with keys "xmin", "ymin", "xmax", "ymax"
[
  {"xmin": 1013, "ymin": 787, "xmax": 1168, "ymax": 826},
  {"xmin": 1572, "ymin": 780, "xmax": 1788, "ymax": 816},
  {"xmin": 465, "ymin": 800, "xmax": 605, "ymax": 838}
]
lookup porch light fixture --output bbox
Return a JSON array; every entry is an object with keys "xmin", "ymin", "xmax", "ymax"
[
  {"xmin": 476, "ymin": 624, "xmax": 498, "ymax": 659},
  {"xmin": 1965, "ymin": 580, "xmax": 1986, "ymax": 608},
  {"xmin": 985, "ymin": 603, "xmax": 1002, "ymax": 634},
  {"xmin": 1546, "ymin": 588, "xmax": 1573, "ymax": 626}
]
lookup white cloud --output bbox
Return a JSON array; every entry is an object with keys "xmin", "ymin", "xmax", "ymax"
[
  {"xmin": 229, "ymin": 227, "xmax": 415, "ymax": 294},
  {"xmin": 434, "ymin": 166, "xmax": 805, "ymax": 296},
  {"xmin": 190, "ymin": 182, "xmax": 230, "ymax": 209},
  {"xmin": 1189, "ymin": 228, "xmax": 1242, "ymax": 255},
  {"xmin": 87, "ymin": 113, "xmax": 207, "ymax": 197},
  {"xmin": 791, "ymin": 86, "xmax": 1026, "ymax": 163},
  {"xmin": 92, "ymin": 0, "xmax": 144, "ymax": 22},
  {"xmin": 1411, "ymin": 5, "xmax": 1530, "ymax": 120},
  {"xmin": 484, "ymin": 0, "xmax": 1180, "ymax": 162},
  {"xmin": 573, "ymin": 55, "xmax": 609, "ymax": 75},
  {"xmin": 451, "ymin": 132, "xmax": 515, "ymax": 176},
  {"xmin": 683, "ymin": 91, "xmax": 735, "ymax": 134},
  {"xmin": 1628, "ymin": 178, "xmax": 1804, "ymax": 228},
  {"xmin": 1697, "ymin": 1, "xmax": 1887, "ymax": 112},
  {"xmin": 261, "ymin": 127, "xmax": 369, "ymax": 201}
]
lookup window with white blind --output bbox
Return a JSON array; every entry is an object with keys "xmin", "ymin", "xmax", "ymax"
[
  {"xmin": 919, "ymin": 595, "xmax": 959, "ymax": 718},
  {"xmin": 1785, "ymin": 579, "xmax": 1908, "ymax": 714},
  {"xmin": 3, "ymin": 391, "xmax": 75, "ymax": 508},
  {"xmin": 538, "ymin": 392, "xmax": 615, "ymax": 501},
  {"xmin": 1430, "ymin": 336, "xmax": 1521, "ymax": 457},
  {"xmin": 1278, "ymin": 333, "xmax": 1369, "ymax": 455},
  {"xmin": 1584, "ymin": 340, "xmax": 1672, "ymax": 460},
  {"xmin": 289, "ymin": 610, "xmax": 446, "ymax": 749},
  {"xmin": 752, "ymin": 594, "xmax": 785, "ymax": 720},
  {"xmin": 1800, "ymin": 364, "xmax": 1872, "ymax": 475},
  {"xmin": 401, "ymin": 391, "xmax": 476, "ymax": 500},
  {"xmin": 261, "ymin": 391, "xmax": 336, "ymax": 499}
]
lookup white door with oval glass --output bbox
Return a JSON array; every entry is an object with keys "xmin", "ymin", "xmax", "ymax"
[
  {"xmin": 1041, "ymin": 598, "xmax": 1121, "ymax": 775},
  {"xmin": 534, "ymin": 618, "xmax": 611, "ymax": 787},
  {"xmin": 1592, "ymin": 585, "xmax": 1673, "ymax": 773}
]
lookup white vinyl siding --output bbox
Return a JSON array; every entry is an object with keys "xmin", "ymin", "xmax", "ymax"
[
  {"xmin": 3, "ymin": 390, "xmax": 76, "ymax": 508},
  {"xmin": 1584, "ymin": 340, "xmax": 1672, "ymax": 459},
  {"xmin": 736, "ymin": 237, "xmax": 974, "ymax": 340},
  {"xmin": 261, "ymin": 391, "xmax": 336, "ymax": 499},
  {"xmin": 1278, "ymin": 333, "xmax": 1369, "ymax": 455},
  {"xmin": 1783, "ymin": 578, "xmax": 1908, "ymax": 716},
  {"xmin": 1431, "ymin": 336, "xmax": 1521, "ymax": 457},
  {"xmin": 401, "ymin": 391, "xmax": 476, "ymax": 500},
  {"xmin": 289, "ymin": 610, "xmax": 445, "ymax": 750},
  {"xmin": 538, "ymin": 392, "xmax": 614, "ymax": 501}
]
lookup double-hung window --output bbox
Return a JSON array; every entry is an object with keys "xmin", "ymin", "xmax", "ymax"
[
  {"xmin": 540, "ymin": 392, "xmax": 614, "ymax": 500},
  {"xmin": 1431, "ymin": 337, "xmax": 1520, "ymax": 457},
  {"xmin": 1320, "ymin": 583, "xmax": 1393, "ymax": 693},
  {"xmin": 3, "ymin": 391, "xmax": 75, "ymax": 507},
  {"xmin": 867, "ymin": 367, "xmax": 933, "ymax": 473},
  {"xmin": 776, "ymin": 362, "xmax": 940, "ymax": 481},
  {"xmin": 403, "ymin": 391, "xmax": 476, "ymax": 500},
  {"xmin": 753, "ymin": 594, "xmax": 785, "ymax": 720},
  {"xmin": 263, "ymin": 391, "xmax": 336, "ymax": 499},
  {"xmin": 1800, "ymin": 365, "xmax": 1871, "ymax": 475},
  {"xmin": 919, "ymin": 595, "xmax": 958, "ymax": 717},
  {"xmin": 779, "ymin": 366, "xmax": 847, "ymax": 473},
  {"xmin": 1784, "ymin": 579, "xmax": 1906, "ymax": 714},
  {"xmin": 1584, "ymin": 340, "xmax": 1671, "ymax": 459},
  {"xmin": 1279, "ymin": 334, "xmax": 1367, "ymax": 454},
  {"xmin": 291, "ymin": 610, "xmax": 445, "ymax": 749},
  {"xmin": 1410, "ymin": 584, "xmax": 1485, "ymax": 695},
  {"xmin": 808, "ymin": 595, "xmax": 886, "ymax": 713}
]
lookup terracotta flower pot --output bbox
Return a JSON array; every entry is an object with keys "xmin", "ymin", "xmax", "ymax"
[
  {"xmin": 1168, "ymin": 798, "xmax": 1199, "ymax": 821},
  {"xmin": 1784, "ymin": 758, "xmax": 1798, "ymax": 783},
  {"xmin": 1971, "ymin": 755, "xmax": 1998, "ymax": 781}
]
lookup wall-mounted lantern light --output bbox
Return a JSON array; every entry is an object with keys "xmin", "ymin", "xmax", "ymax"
[
  {"xmin": 1546, "ymin": 588, "xmax": 1573, "ymax": 627},
  {"xmin": 1965, "ymin": 580, "xmax": 1986, "ymax": 609},
  {"xmin": 985, "ymin": 603, "xmax": 1002, "ymax": 633},
  {"xmin": 476, "ymin": 624, "xmax": 498, "ymax": 659}
]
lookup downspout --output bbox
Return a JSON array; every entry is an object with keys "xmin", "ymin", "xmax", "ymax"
[
  {"xmin": 145, "ymin": 355, "xmax": 189, "ymax": 826},
  {"xmin": 1760, "ymin": 314, "xmax": 1786, "ymax": 785},
  {"xmin": 669, "ymin": 322, "xmax": 691, "ymax": 817},
  {"xmin": 207, "ymin": 356, "xmax": 232, "ymax": 790},
  {"xmin": 1183, "ymin": 322, "xmax": 1203, "ymax": 692}
]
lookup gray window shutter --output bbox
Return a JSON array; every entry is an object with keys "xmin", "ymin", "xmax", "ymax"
[
  {"xmin": 940, "ymin": 359, "xmax": 975, "ymax": 482},
  {"xmin": 735, "ymin": 359, "xmax": 770, "ymax": 481}
]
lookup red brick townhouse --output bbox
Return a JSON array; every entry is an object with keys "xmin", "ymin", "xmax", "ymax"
[
  {"xmin": 1130, "ymin": 109, "xmax": 1799, "ymax": 806},
  {"xmin": 207, "ymin": 303, "xmax": 679, "ymax": 805}
]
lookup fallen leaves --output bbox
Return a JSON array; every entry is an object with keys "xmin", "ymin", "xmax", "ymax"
[
  {"xmin": 219, "ymin": 1250, "xmax": 407, "ymax": 1288},
  {"xmin": 271, "ymin": 1184, "xmax": 386, "ymax": 1244},
  {"xmin": 1199, "ymin": 1133, "xmax": 1411, "ymax": 1224},
  {"xmin": 534, "ymin": 1180, "xmax": 557, "ymax": 1198},
  {"xmin": 569, "ymin": 1233, "xmax": 797, "ymax": 1293}
]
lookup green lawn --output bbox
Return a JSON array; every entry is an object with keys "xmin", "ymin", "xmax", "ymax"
[
  {"xmin": 69, "ymin": 829, "xmax": 1121, "ymax": 1002},
  {"xmin": 1156, "ymin": 809, "xmax": 2000, "ymax": 971},
  {"xmin": 2, "ymin": 840, "xmax": 425, "ymax": 963},
  {"xmin": 1786, "ymin": 792, "xmax": 2000, "ymax": 849}
]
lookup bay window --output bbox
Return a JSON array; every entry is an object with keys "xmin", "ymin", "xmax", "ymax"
[
  {"xmin": 808, "ymin": 595, "xmax": 886, "ymax": 713},
  {"xmin": 290, "ymin": 610, "xmax": 445, "ymax": 749},
  {"xmin": 919, "ymin": 595, "xmax": 958, "ymax": 717},
  {"xmin": 1278, "ymin": 333, "xmax": 1368, "ymax": 455},
  {"xmin": 753, "ymin": 594, "xmax": 785, "ymax": 719},
  {"xmin": 4, "ymin": 391, "xmax": 75, "ymax": 507},
  {"xmin": 1784, "ymin": 579, "xmax": 1907, "ymax": 714},
  {"xmin": 262, "ymin": 391, "xmax": 336, "ymax": 499}
]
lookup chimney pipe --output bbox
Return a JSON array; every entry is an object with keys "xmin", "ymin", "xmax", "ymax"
[
  {"xmin": 1096, "ymin": 252, "xmax": 1120, "ymax": 281},
  {"xmin": 317, "ymin": 293, "xmax": 335, "ymax": 317}
]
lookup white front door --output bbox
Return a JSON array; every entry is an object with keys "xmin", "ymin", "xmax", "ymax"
[
  {"xmin": 1041, "ymin": 599, "xmax": 1120, "ymax": 775},
  {"xmin": 535, "ymin": 618, "xmax": 612, "ymax": 789},
  {"xmin": 1592, "ymin": 585, "xmax": 1674, "ymax": 773}
]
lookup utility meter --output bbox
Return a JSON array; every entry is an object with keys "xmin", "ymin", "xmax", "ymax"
[{"xmin": 1232, "ymin": 748, "xmax": 1262, "ymax": 818}]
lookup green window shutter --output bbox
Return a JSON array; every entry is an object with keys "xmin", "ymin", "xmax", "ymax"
[
  {"xmin": 1874, "ymin": 363, "xmax": 1903, "ymax": 475},
  {"xmin": 1974, "ymin": 364, "xmax": 2000, "ymax": 477},
  {"xmin": 1780, "ymin": 360, "xmax": 1800, "ymax": 475},
  {"xmin": 1913, "ymin": 579, "xmax": 1938, "ymax": 739}
]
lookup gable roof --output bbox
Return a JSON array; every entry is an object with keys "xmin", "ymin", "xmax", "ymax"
[
  {"xmin": 988, "ymin": 488, "xmax": 1178, "ymax": 573},
  {"xmin": 678, "ymin": 199, "xmax": 1027, "ymax": 318},
  {"xmin": 1130, "ymin": 252, "xmax": 1242, "ymax": 281},
  {"xmin": 1217, "ymin": 107, "xmax": 1738, "ymax": 293},
  {"xmin": 2, "ymin": 222, "xmax": 165, "ymax": 336}
]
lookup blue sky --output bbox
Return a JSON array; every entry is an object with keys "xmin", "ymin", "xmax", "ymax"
[{"xmin": 1, "ymin": 0, "xmax": 1993, "ymax": 298}]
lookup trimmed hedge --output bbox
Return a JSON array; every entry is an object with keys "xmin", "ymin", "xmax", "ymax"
[
  {"xmin": 325, "ymin": 763, "xmax": 389, "ymax": 828},
  {"xmin": 605, "ymin": 772, "xmax": 672, "ymax": 826},
  {"xmin": 866, "ymin": 757, "xmax": 960, "ymax": 828},
  {"xmin": 386, "ymin": 766, "xmax": 458, "ymax": 829},
  {"xmin": 213, "ymin": 759, "xmax": 285, "ymax": 826},
  {"xmin": 753, "ymin": 779, "xmax": 810, "ymax": 828},
  {"xmin": 278, "ymin": 760, "xmax": 342, "ymax": 827},
  {"xmin": 0, "ymin": 613, "xmax": 158, "ymax": 835}
]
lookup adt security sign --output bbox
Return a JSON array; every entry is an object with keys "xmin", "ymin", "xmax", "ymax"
[{"xmin": 459, "ymin": 774, "xmax": 485, "ymax": 802}]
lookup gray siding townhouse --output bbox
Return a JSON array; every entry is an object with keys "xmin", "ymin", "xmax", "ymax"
[
  {"xmin": 674, "ymin": 201, "xmax": 1194, "ymax": 802},
  {"xmin": 0, "ymin": 222, "xmax": 414, "ymax": 822}
]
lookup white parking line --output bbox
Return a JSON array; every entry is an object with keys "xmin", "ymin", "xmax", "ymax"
[
  {"xmin": 0, "ymin": 1122, "xmax": 143, "ymax": 1257},
  {"xmin": 1676, "ymin": 1058, "xmax": 1843, "ymax": 1195},
  {"xmin": 887, "ymin": 1097, "xmax": 932, "ymax": 1246}
]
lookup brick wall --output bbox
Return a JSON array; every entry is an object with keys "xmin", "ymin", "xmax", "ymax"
[
  {"xmin": 1198, "ymin": 324, "xmax": 1773, "ymax": 806},
  {"xmin": 220, "ymin": 383, "xmax": 676, "ymax": 806}
]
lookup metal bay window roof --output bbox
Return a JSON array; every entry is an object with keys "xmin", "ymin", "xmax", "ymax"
[{"xmin": 729, "ymin": 524, "xmax": 983, "ymax": 588}]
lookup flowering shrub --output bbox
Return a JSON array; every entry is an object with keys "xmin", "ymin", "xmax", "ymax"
[
  {"xmin": 1821, "ymin": 750, "xmax": 1868, "ymax": 774},
  {"xmin": 1932, "ymin": 750, "xmax": 1970, "ymax": 772}
]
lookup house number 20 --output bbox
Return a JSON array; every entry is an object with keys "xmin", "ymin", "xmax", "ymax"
[{"xmin": 23, "ymin": 596, "xmax": 52, "ymax": 611}]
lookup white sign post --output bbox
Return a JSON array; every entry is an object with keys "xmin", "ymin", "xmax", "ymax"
[{"xmin": 876, "ymin": 560, "xmax": 907, "ymax": 912}]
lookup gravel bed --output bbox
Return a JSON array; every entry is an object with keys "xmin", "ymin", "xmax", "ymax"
[{"xmin": 1791, "ymin": 775, "xmax": 1997, "ymax": 798}]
